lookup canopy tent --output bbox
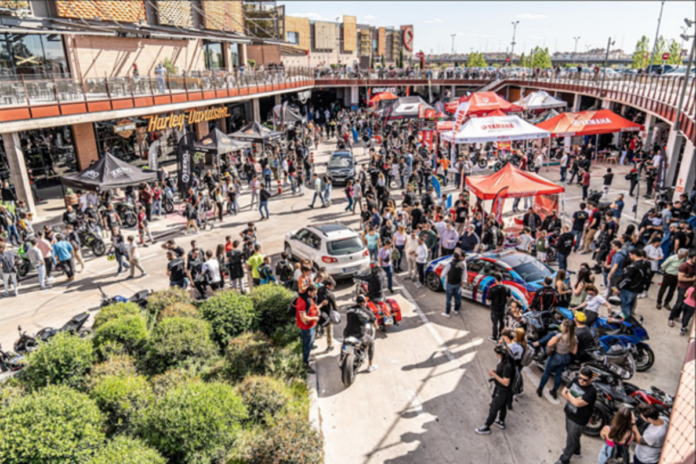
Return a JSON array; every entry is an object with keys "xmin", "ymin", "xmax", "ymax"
[
  {"xmin": 536, "ymin": 109, "xmax": 644, "ymax": 137},
  {"xmin": 380, "ymin": 96, "xmax": 435, "ymax": 120},
  {"xmin": 272, "ymin": 103, "xmax": 304, "ymax": 127},
  {"xmin": 479, "ymin": 109, "xmax": 507, "ymax": 118},
  {"xmin": 369, "ymin": 91, "xmax": 398, "ymax": 105},
  {"xmin": 529, "ymin": 109, "xmax": 560, "ymax": 125},
  {"xmin": 514, "ymin": 90, "xmax": 568, "ymax": 110},
  {"xmin": 60, "ymin": 153, "xmax": 157, "ymax": 192},
  {"xmin": 437, "ymin": 120, "xmax": 453, "ymax": 132},
  {"xmin": 228, "ymin": 121, "xmax": 284, "ymax": 143},
  {"xmin": 441, "ymin": 115, "xmax": 551, "ymax": 144},
  {"xmin": 194, "ymin": 128, "xmax": 250, "ymax": 155},
  {"xmin": 445, "ymin": 91, "xmax": 523, "ymax": 115},
  {"xmin": 465, "ymin": 163, "xmax": 565, "ymax": 200}
]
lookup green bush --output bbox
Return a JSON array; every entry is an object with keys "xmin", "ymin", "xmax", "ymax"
[
  {"xmin": 146, "ymin": 288, "xmax": 192, "ymax": 320},
  {"xmin": 0, "ymin": 381, "xmax": 25, "ymax": 408},
  {"xmin": 146, "ymin": 317, "xmax": 217, "ymax": 373},
  {"xmin": 90, "ymin": 374, "xmax": 154, "ymax": 434},
  {"xmin": 87, "ymin": 355, "xmax": 138, "ymax": 388},
  {"xmin": 236, "ymin": 375, "xmax": 290, "ymax": 425},
  {"xmin": 224, "ymin": 332, "xmax": 273, "ymax": 382},
  {"xmin": 0, "ymin": 385, "xmax": 105, "ymax": 464},
  {"xmin": 243, "ymin": 414, "xmax": 323, "ymax": 464},
  {"xmin": 137, "ymin": 381, "xmax": 247, "ymax": 464},
  {"xmin": 93, "ymin": 314, "xmax": 149, "ymax": 359},
  {"xmin": 265, "ymin": 340, "xmax": 306, "ymax": 382},
  {"xmin": 249, "ymin": 285, "xmax": 295, "ymax": 336},
  {"xmin": 86, "ymin": 436, "xmax": 165, "ymax": 464},
  {"xmin": 94, "ymin": 302, "xmax": 142, "ymax": 329},
  {"xmin": 160, "ymin": 302, "xmax": 199, "ymax": 320},
  {"xmin": 199, "ymin": 291, "xmax": 257, "ymax": 350},
  {"xmin": 22, "ymin": 332, "xmax": 95, "ymax": 391},
  {"xmin": 150, "ymin": 368, "xmax": 198, "ymax": 397}
]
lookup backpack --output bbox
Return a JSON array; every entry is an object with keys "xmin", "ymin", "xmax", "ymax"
[
  {"xmin": 286, "ymin": 297, "xmax": 299, "ymax": 317},
  {"xmin": 520, "ymin": 346, "xmax": 534, "ymax": 367},
  {"xmin": 530, "ymin": 287, "xmax": 558, "ymax": 312},
  {"xmin": 276, "ymin": 260, "xmax": 294, "ymax": 282}
]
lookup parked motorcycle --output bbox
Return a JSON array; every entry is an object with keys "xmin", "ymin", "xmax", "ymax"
[
  {"xmin": 351, "ymin": 270, "xmax": 403, "ymax": 331},
  {"xmin": 99, "ymin": 285, "xmax": 151, "ymax": 309},
  {"xmin": 339, "ymin": 324, "xmax": 375, "ymax": 388},
  {"xmin": 0, "ymin": 344, "xmax": 25, "ymax": 373},
  {"xmin": 162, "ymin": 189, "xmax": 175, "ymax": 214},
  {"xmin": 470, "ymin": 150, "xmax": 492, "ymax": 169},
  {"xmin": 114, "ymin": 201, "xmax": 138, "ymax": 228},
  {"xmin": 14, "ymin": 312, "xmax": 92, "ymax": 354},
  {"xmin": 77, "ymin": 222, "xmax": 106, "ymax": 257}
]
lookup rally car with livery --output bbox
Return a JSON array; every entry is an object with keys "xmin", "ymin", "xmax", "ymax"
[{"xmin": 424, "ymin": 250, "xmax": 557, "ymax": 309}]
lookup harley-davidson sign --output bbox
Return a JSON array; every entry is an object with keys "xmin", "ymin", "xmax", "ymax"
[{"xmin": 144, "ymin": 106, "xmax": 230, "ymax": 132}]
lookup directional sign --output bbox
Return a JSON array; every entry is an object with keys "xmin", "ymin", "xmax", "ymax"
[{"xmin": 662, "ymin": 52, "xmax": 670, "ymax": 61}]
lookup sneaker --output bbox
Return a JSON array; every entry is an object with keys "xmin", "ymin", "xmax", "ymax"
[
  {"xmin": 367, "ymin": 364, "xmax": 378, "ymax": 373},
  {"xmin": 415, "ymin": 283, "xmax": 423, "ymax": 288},
  {"xmin": 638, "ymin": 292, "xmax": 647, "ymax": 299},
  {"xmin": 453, "ymin": 310, "xmax": 460, "ymax": 315},
  {"xmin": 3, "ymin": 292, "xmax": 9, "ymax": 297},
  {"xmin": 141, "ymin": 273, "xmax": 147, "ymax": 278},
  {"xmin": 665, "ymin": 303, "xmax": 672, "ymax": 311},
  {"xmin": 668, "ymin": 320, "xmax": 674, "ymax": 327},
  {"xmin": 550, "ymin": 389, "xmax": 558, "ymax": 400},
  {"xmin": 536, "ymin": 387, "xmax": 543, "ymax": 397},
  {"xmin": 656, "ymin": 303, "xmax": 662, "ymax": 310},
  {"xmin": 126, "ymin": 276, "xmax": 134, "ymax": 280},
  {"xmin": 573, "ymin": 451, "xmax": 583, "ymax": 458},
  {"xmin": 474, "ymin": 426, "xmax": 491, "ymax": 435},
  {"xmin": 679, "ymin": 328, "xmax": 686, "ymax": 336},
  {"xmin": 488, "ymin": 336, "xmax": 497, "ymax": 343},
  {"xmin": 441, "ymin": 312, "xmax": 450, "ymax": 318},
  {"xmin": 493, "ymin": 420, "xmax": 506, "ymax": 430},
  {"xmin": 306, "ymin": 365, "xmax": 316, "ymax": 374}
]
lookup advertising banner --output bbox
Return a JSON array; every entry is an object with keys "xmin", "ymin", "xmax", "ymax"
[{"xmin": 177, "ymin": 133, "xmax": 193, "ymax": 197}]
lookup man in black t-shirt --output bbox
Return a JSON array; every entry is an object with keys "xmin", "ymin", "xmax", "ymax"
[
  {"xmin": 573, "ymin": 312, "xmax": 594, "ymax": 363},
  {"xmin": 486, "ymin": 273, "xmax": 510, "ymax": 342},
  {"xmin": 475, "ymin": 344, "xmax": 515, "ymax": 434},
  {"xmin": 343, "ymin": 296, "xmax": 378, "ymax": 372},
  {"xmin": 556, "ymin": 225, "xmax": 575, "ymax": 272},
  {"xmin": 557, "ymin": 366, "xmax": 597, "ymax": 464},
  {"xmin": 166, "ymin": 251, "xmax": 186, "ymax": 288},
  {"xmin": 570, "ymin": 204, "xmax": 588, "ymax": 252}
]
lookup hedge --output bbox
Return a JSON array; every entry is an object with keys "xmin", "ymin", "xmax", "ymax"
[
  {"xmin": 87, "ymin": 355, "xmax": 138, "ymax": 388},
  {"xmin": 136, "ymin": 381, "xmax": 247, "ymax": 464},
  {"xmin": 86, "ymin": 436, "xmax": 165, "ymax": 464},
  {"xmin": 146, "ymin": 317, "xmax": 217, "ymax": 373},
  {"xmin": 92, "ymin": 314, "xmax": 149, "ymax": 359},
  {"xmin": 0, "ymin": 385, "xmax": 105, "ymax": 464},
  {"xmin": 242, "ymin": 413, "xmax": 324, "ymax": 464},
  {"xmin": 249, "ymin": 285, "xmax": 295, "ymax": 336},
  {"xmin": 236, "ymin": 375, "xmax": 290, "ymax": 425},
  {"xmin": 198, "ymin": 291, "xmax": 256, "ymax": 350},
  {"xmin": 159, "ymin": 302, "xmax": 199, "ymax": 320},
  {"xmin": 224, "ymin": 332, "xmax": 273, "ymax": 382},
  {"xmin": 94, "ymin": 302, "xmax": 142, "ymax": 329},
  {"xmin": 22, "ymin": 332, "xmax": 95, "ymax": 391},
  {"xmin": 90, "ymin": 374, "xmax": 154, "ymax": 435},
  {"xmin": 146, "ymin": 287, "xmax": 192, "ymax": 320}
]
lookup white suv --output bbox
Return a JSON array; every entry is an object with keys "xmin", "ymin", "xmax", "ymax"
[{"xmin": 284, "ymin": 224, "xmax": 369, "ymax": 278}]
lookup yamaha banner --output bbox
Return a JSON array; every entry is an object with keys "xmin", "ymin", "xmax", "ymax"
[{"xmin": 177, "ymin": 131, "xmax": 193, "ymax": 198}]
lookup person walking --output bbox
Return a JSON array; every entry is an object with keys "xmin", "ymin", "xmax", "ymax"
[
  {"xmin": 0, "ymin": 243, "xmax": 19, "ymax": 297},
  {"xmin": 0, "ymin": 206, "xmax": 19, "ymax": 247},
  {"xmin": 475, "ymin": 344, "xmax": 515, "ymax": 434},
  {"xmin": 657, "ymin": 249, "xmax": 687, "ymax": 310},
  {"xmin": 668, "ymin": 251, "xmax": 696, "ymax": 327},
  {"xmin": 64, "ymin": 225, "xmax": 85, "ymax": 273},
  {"xmin": 25, "ymin": 239, "xmax": 49, "ymax": 290},
  {"xmin": 296, "ymin": 285, "xmax": 320, "ymax": 373},
  {"xmin": 378, "ymin": 239, "xmax": 394, "ymax": 293},
  {"xmin": 137, "ymin": 205, "xmax": 155, "ymax": 246},
  {"xmin": 601, "ymin": 167, "xmax": 614, "ymax": 201},
  {"xmin": 36, "ymin": 231, "xmax": 54, "ymax": 282},
  {"xmin": 259, "ymin": 184, "xmax": 271, "ymax": 220},
  {"xmin": 415, "ymin": 235, "xmax": 429, "ymax": 288},
  {"xmin": 440, "ymin": 251, "xmax": 467, "ymax": 317},
  {"xmin": 536, "ymin": 320, "xmax": 578, "ymax": 399},
  {"xmin": 553, "ymin": 366, "xmax": 597, "ymax": 464},
  {"xmin": 486, "ymin": 273, "xmax": 510, "ymax": 341},
  {"xmin": 308, "ymin": 174, "xmax": 325, "ymax": 208},
  {"xmin": 226, "ymin": 240, "xmax": 245, "ymax": 292},
  {"xmin": 344, "ymin": 180, "xmax": 355, "ymax": 212},
  {"xmin": 52, "ymin": 234, "xmax": 76, "ymax": 282},
  {"xmin": 126, "ymin": 235, "xmax": 147, "ymax": 279},
  {"xmin": 405, "ymin": 230, "xmax": 419, "ymax": 281},
  {"xmin": 154, "ymin": 62, "xmax": 166, "ymax": 93},
  {"xmin": 249, "ymin": 175, "xmax": 260, "ymax": 210},
  {"xmin": 581, "ymin": 169, "xmax": 591, "ymax": 201}
]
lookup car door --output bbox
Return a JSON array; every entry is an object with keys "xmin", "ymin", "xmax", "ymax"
[
  {"xmin": 462, "ymin": 259, "xmax": 484, "ymax": 301},
  {"xmin": 304, "ymin": 231, "xmax": 322, "ymax": 264},
  {"xmin": 290, "ymin": 229, "xmax": 310, "ymax": 260},
  {"xmin": 473, "ymin": 260, "xmax": 499, "ymax": 303}
]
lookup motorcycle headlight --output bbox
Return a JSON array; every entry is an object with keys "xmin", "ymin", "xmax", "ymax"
[{"xmin": 607, "ymin": 362, "xmax": 631, "ymax": 380}]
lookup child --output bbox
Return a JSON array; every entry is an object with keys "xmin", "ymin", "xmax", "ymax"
[
  {"xmin": 602, "ymin": 167, "xmax": 614, "ymax": 201},
  {"xmin": 535, "ymin": 229, "xmax": 549, "ymax": 263}
]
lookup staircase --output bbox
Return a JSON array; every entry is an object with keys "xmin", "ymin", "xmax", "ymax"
[{"xmin": 476, "ymin": 78, "xmax": 507, "ymax": 93}]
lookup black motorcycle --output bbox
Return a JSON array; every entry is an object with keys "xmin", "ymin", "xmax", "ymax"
[
  {"xmin": 0, "ymin": 344, "xmax": 25, "ymax": 373},
  {"xmin": 114, "ymin": 201, "xmax": 138, "ymax": 228},
  {"xmin": 339, "ymin": 324, "xmax": 376, "ymax": 387},
  {"xmin": 162, "ymin": 189, "xmax": 175, "ymax": 214},
  {"xmin": 99, "ymin": 285, "xmax": 151, "ymax": 309},
  {"xmin": 77, "ymin": 222, "xmax": 106, "ymax": 257},
  {"xmin": 14, "ymin": 312, "xmax": 92, "ymax": 354}
]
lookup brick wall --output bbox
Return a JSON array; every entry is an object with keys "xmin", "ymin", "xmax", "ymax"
[
  {"xmin": 284, "ymin": 15, "xmax": 310, "ymax": 51},
  {"xmin": 56, "ymin": 0, "xmax": 146, "ymax": 23},
  {"xmin": 343, "ymin": 15, "xmax": 356, "ymax": 52},
  {"xmin": 68, "ymin": 35, "xmax": 205, "ymax": 78},
  {"xmin": 377, "ymin": 27, "xmax": 386, "ymax": 56},
  {"xmin": 156, "ymin": 0, "xmax": 193, "ymax": 28},
  {"xmin": 72, "ymin": 122, "xmax": 99, "ymax": 170},
  {"xmin": 246, "ymin": 45, "xmax": 280, "ymax": 67},
  {"xmin": 202, "ymin": 0, "xmax": 244, "ymax": 33}
]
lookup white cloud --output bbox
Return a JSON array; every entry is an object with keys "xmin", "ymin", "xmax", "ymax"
[
  {"xmin": 424, "ymin": 18, "xmax": 444, "ymax": 24},
  {"xmin": 364, "ymin": 14, "xmax": 375, "ymax": 21},
  {"xmin": 294, "ymin": 12, "xmax": 325, "ymax": 20},
  {"xmin": 516, "ymin": 13, "xmax": 548, "ymax": 19}
]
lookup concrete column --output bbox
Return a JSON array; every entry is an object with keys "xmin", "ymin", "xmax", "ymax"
[
  {"xmin": 2, "ymin": 132, "xmax": 36, "ymax": 215},
  {"xmin": 72, "ymin": 122, "xmax": 99, "ymax": 170},
  {"xmin": 241, "ymin": 44, "xmax": 248, "ymax": 67},
  {"xmin": 349, "ymin": 85, "xmax": 359, "ymax": 106},
  {"xmin": 565, "ymin": 94, "xmax": 582, "ymax": 150},
  {"xmin": 642, "ymin": 114, "xmax": 654, "ymax": 147},
  {"xmin": 665, "ymin": 127, "xmax": 686, "ymax": 186},
  {"xmin": 673, "ymin": 138, "xmax": 695, "ymax": 202},
  {"xmin": 274, "ymin": 94, "xmax": 282, "ymax": 105},
  {"xmin": 252, "ymin": 98, "xmax": 261, "ymax": 122}
]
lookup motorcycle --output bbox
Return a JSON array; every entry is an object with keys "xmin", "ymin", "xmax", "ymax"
[
  {"xmin": 339, "ymin": 323, "xmax": 376, "ymax": 387},
  {"xmin": 114, "ymin": 201, "xmax": 138, "ymax": 228},
  {"xmin": 162, "ymin": 189, "xmax": 175, "ymax": 214},
  {"xmin": 77, "ymin": 222, "xmax": 106, "ymax": 257},
  {"xmin": 351, "ymin": 270, "xmax": 403, "ymax": 331},
  {"xmin": 470, "ymin": 151, "xmax": 492, "ymax": 169},
  {"xmin": 14, "ymin": 312, "xmax": 92, "ymax": 354},
  {"xmin": 99, "ymin": 285, "xmax": 151, "ymax": 309},
  {"xmin": 0, "ymin": 344, "xmax": 25, "ymax": 373}
]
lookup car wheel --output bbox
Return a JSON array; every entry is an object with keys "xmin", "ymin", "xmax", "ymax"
[
  {"xmin": 284, "ymin": 243, "xmax": 294, "ymax": 261},
  {"xmin": 425, "ymin": 272, "xmax": 442, "ymax": 292}
]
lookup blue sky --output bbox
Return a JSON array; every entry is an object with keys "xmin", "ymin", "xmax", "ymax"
[{"xmin": 280, "ymin": 1, "xmax": 695, "ymax": 55}]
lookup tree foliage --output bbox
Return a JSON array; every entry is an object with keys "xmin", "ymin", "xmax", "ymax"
[
  {"xmin": 467, "ymin": 52, "xmax": 487, "ymax": 68},
  {"xmin": 94, "ymin": 302, "xmax": 142, "ymax": 329},
  {"xmin": 146, "ymin": 287, "xmax": 193, "ymax": 320},
  {"xmin": 236, "ymin": 376, "xmax": 290, "ymax": 425},
  {"xmin": 90, "ymin": 374, "xmax": 154, "ymax": 435},
  {"xmin": 86, "ymin": 436, "xmax": 166, "ymax": 464},
  {"xmin": 241, "ymin": 413, "xmax": 324, "ymax": 464},
  {"xmin": 22, "ymin": 332, "xmax": 95, "ymax": 391},
  {"xmin": 667, "ymin": 40, "xmax": 683, "ymax": 65},
  {"xmin": 198, "ymin": 291, "xmax": 257, "ymax": 350},
  {"xmin": 632, "ymin": 35, "xmax": 651, "ymax": 68},
  {"xmin": 93, "ymin": 314, "xmax": 149, "ymax": 359},
  {"xmin": 249, "ymin": 285, "xmax": 295, "ymax": 336},
  {"xmin": 146, "ymin": 317, "xmax": 217, "ymax": 373}
]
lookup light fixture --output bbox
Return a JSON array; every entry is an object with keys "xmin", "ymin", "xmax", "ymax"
[
  {"xmin": 681, "ymin": 34, "xmax": 693, "ymax": 41},
  {"xmin": 685, "ymin": 18, "xmax": 695, "ymax": 28}
]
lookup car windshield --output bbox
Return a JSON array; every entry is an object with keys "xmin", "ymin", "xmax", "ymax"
[
  {"xmin": 513, "ymin": 260, "xmax": 553, "ymax": 283},
  {"xmin": 329, "ymin": 156, "xmax": 351, "ymax": 168},
  {"xmin": 327, "ymin": 237, "xmax": 363, "ymax": 255}
]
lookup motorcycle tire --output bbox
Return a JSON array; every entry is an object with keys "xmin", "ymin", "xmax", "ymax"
[
  {"xmin": 78, "ymin": 327, "xmax": 93, "ymax": 339},
  {"xmin": 123, "ymin": 211, "xmax": 137, "ymax": 228},
  {"xmin": 90, "ymin": 239, "xmax": 106, "ymax": 257},
  {"xmin": 163, "ymin": 200, "xmax": 174, "ymax": 214},
  {"xmin": 547, "ymin": 248, "xmax": 558, "ymax": 262},
  {"xmin": 341, "ymin": 353, "xmax": 357, "ymax": 387},
  {"xmin": 477, "ymin": 159, "xmax": 488, "ymax": 169},
  {"xmin": 426, "ymin": 272, "xmax": 442, "ymax": 292},
  {"xmin": 583, "ymin": 407, "xmax": 606, "ymax": 437},
  {"xmin": 17, "ymin": 260, "xmax": 30, "ymax": 278},
  {"xmin": 634, "ymin": 344, "xmax": 655, "ymax": 372}
]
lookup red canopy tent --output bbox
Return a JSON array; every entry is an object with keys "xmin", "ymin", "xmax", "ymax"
[
  {"xmin": 369, "ymin": 91, "xmax": 398, "ymax": 106},
  {"xmin": 445, "ymin": 92, "xmax": 523, "ymax": 114},
  {"xmin": 480, "ymin": 109, "xmax": 507, "ymax": 118},
  {"xmin": 465, "ymin": 163, "xmax": 565, "ymax": 200},
  {"xmin": 536, "ymin": 109, "xmax": 644, "ymax": 137}
]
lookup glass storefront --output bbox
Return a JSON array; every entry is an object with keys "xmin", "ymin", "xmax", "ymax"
[
  {"xmin": 203, "ymin": 41, "xmax": 224, "ymax": 70},
  {"xmin": 229, "ymin": 43, "xmax": 239, "ymax": 68},
  {"xmin": 94, "ymin": 119, "xmax": 179, "ymax": 169},
  {"xmin": 0, "ymin": 33, "xmax": 69, "ymax": 79},
  {"xmin": 0, "ymin": 126, "xmax": 77, "ymax": 187}
]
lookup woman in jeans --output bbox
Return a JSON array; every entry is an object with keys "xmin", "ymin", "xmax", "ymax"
[
  {"xmin": 393, "ymin": 225, "xmax": 407, "ymax": 273},
  {"xmin": 598, "ymin": 407, "xmax": 634, "ymax": 464},
  {"xmin": 152, "ymin": 182, "xmax": 163, "ymax": 218},
  {"xmin": 344, "ymin": 180, "xmax": 354, "ymax": 212},
  {"xmin": 535, "ymin": 320, "xmax": 578, "ymax": 399}
]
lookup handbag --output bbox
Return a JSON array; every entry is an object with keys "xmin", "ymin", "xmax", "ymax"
[{"xmin": 329, "ymin": 308, "xmax": 342, "ymax": 325}]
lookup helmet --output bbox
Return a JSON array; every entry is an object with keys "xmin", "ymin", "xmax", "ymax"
[
  {"xmin": 356, "ymin": 295, "xmax": 366, "ymax": 304},
  {"xmin": 106, "ymin": 253, "xmax": 115, "ymax": 261},
  {"xmin": 573, "ymin": 311, "xmax": 587, "ymax": 323},
  {"xmin": 370, "ymin": 262, "xmax": 380, "ymax": 273}
]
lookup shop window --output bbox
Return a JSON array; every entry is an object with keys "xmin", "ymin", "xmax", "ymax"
[
  {"xmin": 204, "ymin": 41, "xmax": 224, "ymax": 70},
  {"xmin": 229, "ymin": 43, "xmax": 239, "ymax": 67},
  {"xmin": 286, "ymin": 32, "xmax": 299, "ymax": 45},
  {"xmin": 0, "ymin": 33, "xmax": 69, "ymax": 79},
  {"xmin": 94, "ymin": 119, "xmax": 179, "ymax": 170}
]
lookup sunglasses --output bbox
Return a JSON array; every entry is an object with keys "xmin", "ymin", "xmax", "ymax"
[{"xmin": 579, "ymin": 376, "xmax": 591, "ymax": 382}]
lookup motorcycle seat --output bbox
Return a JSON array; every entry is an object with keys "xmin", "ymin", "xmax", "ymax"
[
  {"xmin": 345, "ymin": 336, "xmax": 361, "ymax": 345},
  {"xmin": 72, "ymin": 312, "xmax": 90, "ymax": 324},
  {"xmin": 610, "ymin": 388, "xmax": 638, "ymax": 406}
]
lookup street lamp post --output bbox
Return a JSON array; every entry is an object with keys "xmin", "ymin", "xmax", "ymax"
[
  {"xmin": 601, "ymin": 37, "xmax": 615, "ymax": 96},
  {"xmin": 573, "ymin": 36, "xmax": 580, "ymax": 61},
  {"xmin": 510, "ymin": 21, "xmax": 519, "ymax": 66},
  {"xmin": 649, "ymin": 1, "xmax": 666, "ymax": 69},
  {"xmin": 451, "ymin": 34, "xmax": 456, "ymax": 55}
]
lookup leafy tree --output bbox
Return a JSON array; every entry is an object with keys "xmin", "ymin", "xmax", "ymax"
[
  {"xmin": 0, "ymin": 385, "xmax": 105, "ymax": 464},
  {"xmin": 249, "ymin": 285, "xmax": 295, "ymax": 336},
  {"xmin": 86, "ymin": 436, "xmax": 165, "ymax": 464},
  {"xmin": 667, "ymin": 40, "xmax": 683, "ymax": 65},
  {"xmin": 90, "ymin": 374, "xmax": 154, "ymax": 435},
  {"xmin": 94, "ymin": 302, "xmax": 142, "ymax": 329},
  {"xmin": 159, "ymin": 302, "xmax": 198, "ymax": 320},
  {"xmin": 241, "ymin": 413, "xmax": 324, "ymax": 464},
  {"xmin": 530, "ymin": 47, "xmax": 552, "ymax": 69},
  {"xmin": 146, "ymin": 288, "xmax": 192, "ymax": 321},
  {"xmin": 146, "ymin": 317, "xmax": 217, "ymax": 373},
  {"xmin": 224, "ymin": 332, "xmax": 273, "ymax": 382},
  {"xmin": 518, "ymin": 52, "xmax": 527, "ymax": 67},
  {"xmin": 136, "ymin": 381, "xmax": 247, "ymax": 464},
  {"xmin": 236, "ymin": 375, "xmax": 290, "ymax": 425},
  {"xmin": 198, "ymin": 291, "xmax": 257, "ymax": 350},
  {"xmin": 22, "ymin": 332, "xmax": 95, "ymax": 391},
  {"xmin": 467, "ymin": 52, "xmax": 487, "ymax": 68},
  {"xmin": 651, "ymin": 36, "xmax": 667, "ymax": 64},
  {"xmin": 87, "ymin": 355, "xmax": 138, "ymax": 389},
  {"xmin": 93, "ymin": 314, "xmax": 149, "ymax": 359},
  {"xmin": 632, "ymin": 36, "xmax": 650, "ymax": 68}
]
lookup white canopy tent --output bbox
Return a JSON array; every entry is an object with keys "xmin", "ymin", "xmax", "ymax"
[
  {"xmin": 514, "ymin": 90, "xmax": 568, "ymax": 110},
  {"xmin": 441, "ymin": 115, "xmax": 551, "ymax": 144}
]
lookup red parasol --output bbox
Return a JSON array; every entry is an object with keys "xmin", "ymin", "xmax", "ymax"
[{"xmin": 536, "ymin": 109, "xmax": 644, "ymax": 137}]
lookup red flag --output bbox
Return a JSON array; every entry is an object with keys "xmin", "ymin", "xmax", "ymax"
[
  {"xmin": 406, "ymin": 86, "xmax": 410, "ymax": 96},
  {"xmin": 491, "ymin": 186, "xmax": 509, "ymax": 224}
]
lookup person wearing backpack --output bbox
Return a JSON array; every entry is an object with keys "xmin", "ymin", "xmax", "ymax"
[
  {"xmin": 598, "ymin": 408, "xmax": 634, "ymax": 464},
  {"xmin": 529, "ymin": 276, "xmax": 559, "ymax": 313},
  {"xmin": 275, "ymin": 252, "xmax": 294, "ymax": 289},
  {"xmin": 258, "ymin": 257, "xmax": 275, "ymax": 285},
  {"xmin": 486, "ymin": 273, "xmax": 510, "ymax": 342},
  {"xmin": 316, "ymin": 278, "xmax": 338, "ymax": 351}
]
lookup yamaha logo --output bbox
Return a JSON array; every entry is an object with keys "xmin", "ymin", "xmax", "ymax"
[{"xmin": 482, "ymin": 97, "xmax": 490, "ymax": 103}]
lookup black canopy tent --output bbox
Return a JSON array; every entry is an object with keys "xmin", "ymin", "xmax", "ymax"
[
  {"xmin": 60, "ymin": 153, "xmax": 157, "ymax": 192},
  {"xmin": 272, "ymin": 103, "xmax": 304, "ymax": 127},
  {"xmin": 228, "ymin": 121, "xmax": 284, "ymax": 144},
  {"xmin": 193, "ymin": 128, "xmax": 251, "ymax": 167},
  {"xmin": 378, "ymin": 96, "xmax": 435, "ymax": 121}
]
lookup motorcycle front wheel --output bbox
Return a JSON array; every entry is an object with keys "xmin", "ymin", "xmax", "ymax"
[
  {"xmin": 122, "ymin": 211, "xmax": 137, "ymax": 228},
  {"xmin": 163, "ymin": 200, "xmax": 174, "ymax": 214},
  {"xmin": 477, "ymin": 159, "xmax": 488, "ymax": 169},
  {"xmin": 90, "ymin": 239, "xmax": 106, "ymax": 257},
  {"xmin": 546, "ymin": 248, "xmax": 557, "ymax": 262},
  {"xmin": 583, "ymin": 407, "xmax": 606, "ymax": 436},
  {"xmin": 16, "ymin": 260, "xmax": 30, "ymax": 278},
  {"xmin": 634, "ymin": 344, "xmax": 655, "ymax": 372},
  {"xmin": 341, "ymin": 353, "xmax": 357, "ymax": 387}
]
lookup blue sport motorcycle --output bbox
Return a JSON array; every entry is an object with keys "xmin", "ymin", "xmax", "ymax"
[{"xmin": 556, "ymin": 306, "xmax": 654, "ymax": 372}]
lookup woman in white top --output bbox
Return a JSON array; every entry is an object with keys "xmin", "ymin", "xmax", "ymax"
[
  {"xmin": 642, "ymin": 237, "xmax": 663, "ymax": 299},
  {"xmin": 404, "ymin": 230, "xmax": 420, "ymax": 281},
  {"xmin": 572, "ymin": 284, "xmax": 613, "ymax": 327}
]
